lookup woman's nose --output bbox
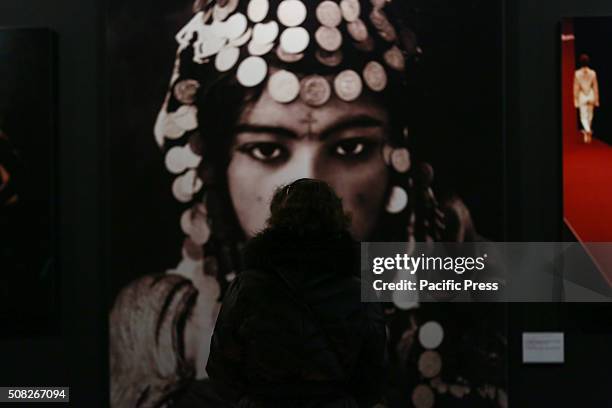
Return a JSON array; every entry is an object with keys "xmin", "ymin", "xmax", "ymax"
[{"xmin": 280, "ymin": 146, "xmax": 320, "ymax": 182}]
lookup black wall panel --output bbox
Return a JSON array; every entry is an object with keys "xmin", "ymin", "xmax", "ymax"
[{"xmin": 0, "ymin": 0, "xmax": 107, "ymax": 406}]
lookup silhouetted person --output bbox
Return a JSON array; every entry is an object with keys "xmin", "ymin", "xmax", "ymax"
[
  {"xmin": 206, "ymin": 178, "xmax": 387, "ymax": 407},
  {"xmin": 574, "ymin": 53, "xmax": 600, "ymax": 143}
]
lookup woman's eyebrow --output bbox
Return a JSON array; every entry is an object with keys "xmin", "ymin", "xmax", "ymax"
[
  {"xmin": 321, "ymin": 115, "xmax": 385, "ymax": 139},
  {"xmin": 233, "ymin": 114, "xmax": 384, "ymax": 140},
  {"xmin": 233, "ymin": 124, "xmax": 297, "ymax": 139}
]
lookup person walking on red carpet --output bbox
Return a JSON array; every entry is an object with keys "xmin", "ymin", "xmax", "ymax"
[{"xmin": 574, "ymin": 53, "xmax": 600, "ymax": 143}]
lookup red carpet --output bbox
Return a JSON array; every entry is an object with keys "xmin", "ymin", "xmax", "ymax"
[
  {"xmin": 563, "ymin": 135, "xmax": 612, "ymax": 285},
  {"xmin": 563, "ymin": 135, "xmax": 612, "ymax": 242}
]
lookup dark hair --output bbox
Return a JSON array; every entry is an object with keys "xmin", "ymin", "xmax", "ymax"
[
  {"xmin": 267, "ymin": 178, "xmax": 351, "ymax": 236},
  {"xmin": 579, "ymin": 53, "xmax": 590, "ymax": 68}
]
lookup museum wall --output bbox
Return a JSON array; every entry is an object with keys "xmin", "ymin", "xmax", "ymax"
[
  {"xmin": 0, "ymin": 0, "xmax": 611, "ymax": 406},
  {"xmin": 507, "ymin": 0, "xmax": 612, "ymax": 406},
  {"xmin": 0, "ymin": 0, "xmax": 108, "ymax": 406}
]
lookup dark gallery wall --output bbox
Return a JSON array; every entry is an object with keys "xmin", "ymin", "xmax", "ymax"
[
  {"xmin": 0, "ymin": 0, "xmax": 611, "ymax": 407},
  {"xmin": 0, "ymin": 0, "xmax": 108, "ymax": 406},
  {"xmin": 507, "ymin": 0, "xmax": 612, "ymax": 407}
]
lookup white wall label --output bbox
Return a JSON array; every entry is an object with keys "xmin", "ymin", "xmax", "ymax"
[{"xmin": 522, "ymin": 332, "xmax": 565, "ymax": 364}]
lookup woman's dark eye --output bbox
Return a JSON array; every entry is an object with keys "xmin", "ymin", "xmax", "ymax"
[
  {"xmin": 241, "ymin": 143, "xmax": 286, "ymax": 162},
  {"xmin": 334, "ymin": 139, "xmax": 368, "ymax": 157}
]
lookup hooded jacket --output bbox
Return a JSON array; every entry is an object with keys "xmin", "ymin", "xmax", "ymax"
[{"xmin": 206, "ymin": 228, "xmax": 388, "ymax": 407}]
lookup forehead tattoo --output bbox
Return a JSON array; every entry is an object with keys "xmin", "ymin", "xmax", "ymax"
[{"xmin": 299, "ymin": 110, "xmax": 318, "ymax": 139}]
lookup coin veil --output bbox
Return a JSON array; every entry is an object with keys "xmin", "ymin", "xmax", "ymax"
[{"xmin": 155, "ymin": 0, "xmax": 421, "ymax": 280}]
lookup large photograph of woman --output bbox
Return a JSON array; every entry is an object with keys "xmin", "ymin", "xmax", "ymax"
[{"xmin": 108, "ymin": 0, "xmax": 507, "ymax": 406}]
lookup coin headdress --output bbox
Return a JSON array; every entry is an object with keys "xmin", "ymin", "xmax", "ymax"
[{"xmin": 154, "ymin": 0, "xmax": 438, "ymax": 293}]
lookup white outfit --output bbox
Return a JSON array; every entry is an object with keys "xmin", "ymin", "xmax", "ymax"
[{"xmin": 574, "ymin": 67, "xmax": 599, "ymax": 133}]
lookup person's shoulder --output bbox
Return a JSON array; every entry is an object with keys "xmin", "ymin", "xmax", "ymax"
[{"xmin": 230, "ymin": 268, "xmax": 276, "ymax": 295}]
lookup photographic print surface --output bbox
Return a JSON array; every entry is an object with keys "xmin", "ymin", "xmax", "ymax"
[
  {"xmin": 0, "ymin": 28, "xmax": 57, "ymax": 336},
  {"xmin": 562, "ymin": 17, "xmax": 612, "ymax": 284},
  {"xmin": 108, "ymin": 1, "xmax": 508, "ymax": 406}
]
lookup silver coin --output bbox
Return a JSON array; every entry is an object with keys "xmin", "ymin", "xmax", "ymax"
[
  {"xmin": 385, "ymin": 185, "xmax": 408, "ymax": 213},
  {"xmin": 370, "ymin": 8, "xmax": 397, "ymax": 42},
  {"xmin": 247, "ymin": 0, "xmax": 269, "ymax": 23},
  {"xmin": 237, "ymin": 56, "xmax": 268, "ymax": 87},
  {"xmin": 229, "ymin": 27, "xmax": 253, "ymax": 47},
  {"xmin": 418, "ymin": 350, "xmax": 442, "ymax": 379},
  {"xmin": 315, "ymin": 49, "xmax": 343, "ymax": 67},
  {"xmin": 276, "ymin": 46, "xmax": 305, "ymax": 63},
  {"xmin": 280, "ymin": 27, "xmax": 310, "ymax": 54},
  {"xmin": 277, "ymin": 0, "xmax": 307, "ymax": 27},
  {"xmin": 315, "ymin": 26, "xmax": 342, "ymax": 52},
  {"xmin": 210, "ymin": 19, "xmax": 226, "ymax": 37},
  {"xmin": 213, "ymin": 0, "xmax": 238, "ymax": 21},
  {"xmin": 418, "ymin": 321, "xmax": 444, "ymax": 349},
  {"xmin": 189, "ymin": 212, "xmax": 211, "ymax": 245},
  {"xmin": 268, "ymin": 70, "xmax": 301, "ymax": 103},
  {"xmin": 224, "ymin": 13, "xmax": 248, "ymax": 40},
  {"xmin": 253, "ymin": 21, "xmax": 279, "ymax": 44},
  {"xmin": 163, "ymin": 115, "xmax": 186, "ymax": 140},
  {"xmin": 340, "ymin": 0, "xmax": 361, "ymax": 22},
  {"xmin": 384, "ymin": 45, "xmax": 405, "ymax": 71},
  {"xmin": 174, "ymin": 79, "xmax": 200, "ymax": 105},
  {"xmin": 392, "ymin": 270, "xmax": 419, "ymax": 310},
  {"xmin": 347, "ymin": 18, "xmax": 369, "ymax": 42},
  {"xmin": 299, "ymin": 75, "xmax": 332, "ymax": 106},
  {"xmin": 175, "ymin": 11, "xmax": 208, "ymax": 48},
  {"xmin": 180, "ymin": 208, "xmax": 194, "ymax": 235},
  {"xmin": 248, "ymin": 40, "xmax": 275, "ymax": 56},
  {"xmin": 316, "ymin": 1, "xmax": 342, "ymax": 27},
  {"xmin": 154, "ymin": 108, "xmax": 168, "ymax": 146},
  {"xmin": 363, "ymin": 61, "xmax": 387, "ymax": 92},
  {"xmin": 334, "ymin": 69, "xmax": 363, "ymax": 102},
  {"xmin": 165, "ymin": 146, "xmax": 188, "ymax": 174},
  {"xmin": 172, "ymin": 176, "xmax": 194, "ymax": 203},
  {"xmin": 182, "ymin": 144, "xmax": 202, "ymax": 169},
  {"xmin": 390, "ymin": 147, "xmax": 411, "ymax": 173},
  {"xmin": 215, "ymin": 46, "xmax": 240, "ymax": 71},
  {"xmin": 183, "ymin": 236, "xmax": 204, "ymax": 261},
  {"xmin": 412, "ymin": 384, "xmax": 435, "ymax": 408},
  {"xmin": 178, "ymin": 169, "xmax": 198, "ymax": 196},
  {"xmin": 172, "ymin": 105, "xmax": 199, "ymax": 131}
]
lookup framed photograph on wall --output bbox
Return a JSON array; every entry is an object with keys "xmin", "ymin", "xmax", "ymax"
[
  {"xmin": 561, "ymin": 17, "xmax": 612, "ymax": 287},
  {"xmin": 108, "ymin": 1, "xmax": 508, "ymax": 406},
  {"xmin": 0, "ymin": 28, "xmax": 58, "ymax": 335}
]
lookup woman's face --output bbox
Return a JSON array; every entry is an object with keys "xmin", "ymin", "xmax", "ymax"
[{"xmin": 227, "ymin": 80, "xmax": 391, "ymax": 240}]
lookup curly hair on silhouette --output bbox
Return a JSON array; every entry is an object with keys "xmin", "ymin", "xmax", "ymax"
[{"xmin": 267, "ymin": 178, "xmax": 352, "ymax": 237}]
